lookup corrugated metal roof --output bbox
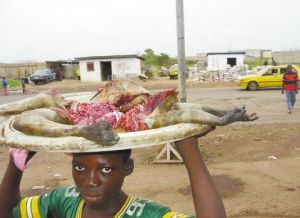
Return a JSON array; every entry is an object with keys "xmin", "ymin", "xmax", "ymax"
[
  {"xmin": 45, "ymin": 60, "xmax": 79, "ymax": 64},
  {"xmin": 207, "ymin": 51, "xmax": 246, "ymax": 55},
  {"xmin": 75, "ymin": 54, "xmax": 144, "ymax": 61}
]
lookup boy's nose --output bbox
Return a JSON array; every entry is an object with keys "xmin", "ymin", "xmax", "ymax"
[{"xmin": 87, "ymin": 170, "xmax": 101, "ymax": 186}]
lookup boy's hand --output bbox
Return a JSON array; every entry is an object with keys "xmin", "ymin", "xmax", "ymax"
[
  {"xmin": 9, "ymin": 148, "xmax": 36, "ymax": 172},
  {"xmin": 175, "ymin": 126, "xmax": 216, "ymax": 151}
]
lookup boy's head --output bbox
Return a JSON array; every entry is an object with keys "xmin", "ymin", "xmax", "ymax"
[{"xmin": 71, "ymin": 149, "xmax": 133, "ymax": 208}]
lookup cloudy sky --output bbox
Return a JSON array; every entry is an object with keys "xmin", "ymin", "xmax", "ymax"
[{"xmin": 0, "ymin": 0, "xmax": 299, "ymax": 62}]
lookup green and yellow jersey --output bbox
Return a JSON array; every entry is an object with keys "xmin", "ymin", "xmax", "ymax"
[{"xmin": 13, "ymin": 185, "xmax": 193, "ymax": 218}]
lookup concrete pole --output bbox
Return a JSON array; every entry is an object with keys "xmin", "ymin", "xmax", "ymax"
[{"xmin": 176, "ymin": 0, "xmax": 186, "ymax": 102}]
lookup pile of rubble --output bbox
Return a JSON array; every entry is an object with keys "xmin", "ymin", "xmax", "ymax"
[{"xmin": 188, "ymin": 65, "xmax": 269, "ymax": 82}]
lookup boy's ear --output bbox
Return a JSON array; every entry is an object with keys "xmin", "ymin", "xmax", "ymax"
[{"xmin": 125, "ymin": 158, "xmax": 134, "ymax": 176}]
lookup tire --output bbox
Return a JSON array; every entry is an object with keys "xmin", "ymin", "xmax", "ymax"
[{"xmin": 247, "ymin": 81, "xmax": 258, "ymax": 91}]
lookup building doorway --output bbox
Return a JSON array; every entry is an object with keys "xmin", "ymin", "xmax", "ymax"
[
  {"xmin": 100, "ymin": 61, "xmax": 112, "ymax": 81},
  {"xmin": 227, "ymin": 58, "xmax": 237, "ymax": 67}
]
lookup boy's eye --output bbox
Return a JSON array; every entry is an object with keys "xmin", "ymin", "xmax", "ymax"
[
  {"xmin": 101, "ymin": 167, "xmax": 112, "ymax": 174},
  {"xmin": 74, "ymin": 165, "xmax": 85, "ymax": 172}
]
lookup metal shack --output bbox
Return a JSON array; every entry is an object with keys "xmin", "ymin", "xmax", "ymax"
[
  {"xmin": 76, "ymin": 55, "xmax": 144, "ymax": 82},
  {"xmin": 207, "ymin": 51, "xmax": 246, "ymax": 71}
]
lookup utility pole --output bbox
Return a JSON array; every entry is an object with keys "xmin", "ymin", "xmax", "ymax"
[
  {"xmin": 176, "ymin": 0, "xmax": 186, "ymax": 102},
  {"xmin": 154, "ymin": 0, "xmax": 187, "ymax": 163}
]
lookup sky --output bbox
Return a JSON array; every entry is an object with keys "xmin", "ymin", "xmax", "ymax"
[{"xmin": 0, "ymin": 0, "xmax": 300, "ymax": 63}]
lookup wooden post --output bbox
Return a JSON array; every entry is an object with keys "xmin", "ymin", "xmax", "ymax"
[{"xmin": 153, "ymin": 142, "xmax": 183, "ymax": 164}]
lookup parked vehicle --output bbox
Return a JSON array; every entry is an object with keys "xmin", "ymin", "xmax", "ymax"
[
  {"xmin": 75, "ymin": 71, "xmax": 81, "ymax": 80},
  {"xmin": 238, "ymin": 65, "xmax": 300, "ymax": 91},
  {"xmin": 30, "ymin": 69, "xmax": 56, "ymax": 85},
  {"xmin": 168, "ymin": 65, "xmax": 189, "ymax": 79}
]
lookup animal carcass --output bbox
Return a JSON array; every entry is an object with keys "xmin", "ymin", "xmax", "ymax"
[{"xmin": 0, "ymin": 80, "xmax": 257, "ymax": 149}]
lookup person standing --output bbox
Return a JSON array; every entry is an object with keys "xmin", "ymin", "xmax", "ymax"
[
  {"xmin": 21, "ymin": 79, "xmax": 27, "ymax": 95},
  {"xmin": 2, "ymin": 77, "xmax": 8, "ymax": 96},
  {"xmin": 282, "ymin": 65, "xmax": 299, "ymax": 114}
]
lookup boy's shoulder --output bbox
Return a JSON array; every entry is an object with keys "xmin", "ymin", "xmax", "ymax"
[
  {"xmin": 48, "ymin": 185, "xmax": 81, "ymax": 200},
  {"xmin": 122, "ymin": 197, "xmax": 192, "ymax": 218}
]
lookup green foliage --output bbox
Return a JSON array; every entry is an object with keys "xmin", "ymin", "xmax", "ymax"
[
  {"xmin": 185, "ymin": 59, "xmax": 198, "ymax": 67},
  {"xmin": 243, "ymin": 57, "xmax": 273, "ymax": 69},
  {"xmin": 142, "ymin": 48, "xmax": 177, "ymax": 68},
  {"xmin": 0, "ymin": 79, "xmax": 21, "ymax": 90},
  {"xmin": 243, "ymin": 57, "xmax": 262, "ymax": 69},
  {"xmin": 145, "ymin": 71, "xmax": 155, "ymax": 79},
  {"xmin": 142, "ymin": 49, "xmax": 199, "ymax": 77}
]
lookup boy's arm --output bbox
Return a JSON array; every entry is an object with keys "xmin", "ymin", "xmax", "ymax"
[
  {"xmin": 0, "ymin": 150, "xmax": 35, "ymax": 217},
  {"xmin": 0, "ymin": 156, "xmax": 23, "ymax": 217},
  {"xmin": 282, "ymin": 73, "xmax": 286, "ymax": 94},
  {"xmin": 296, "ymin": 74, "xmax": 299, "ymax": 94},
  {"xmin": 175, "ymin": 133, "xmax": 227, "ymax": 218}
]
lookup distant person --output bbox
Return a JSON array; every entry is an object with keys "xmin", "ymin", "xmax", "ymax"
[
  {"xmin": 21, "ymin": 79, "xmax": 27, "ymax": 95},
  {"xmin": 282, "ymin": 65, "xmax": 299, "ymax": 114},
  {"xmin": 263, "ymin": 60, "xmax": 269, "ymax": 66},
  {"xmin": 2, "ymin": 77, "xmax": 8, "ymax": 96}
]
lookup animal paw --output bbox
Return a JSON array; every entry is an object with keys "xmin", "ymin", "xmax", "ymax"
[
  {"xmin": 221, "ymin": 107, "xmax": 258, "ymax": 125},
  {"xmin": 80, "ymin": 121, "xmax": 120, "ymax": 145}
]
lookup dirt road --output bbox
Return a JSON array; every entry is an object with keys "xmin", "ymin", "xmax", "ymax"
[{"xmin": 0, "ymin": 79, "xmax": 299, "ymax": 218}]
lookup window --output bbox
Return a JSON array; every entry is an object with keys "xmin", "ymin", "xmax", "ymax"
[
  {"xmin": 280, "ymin": 68, "xmax": 287, "ymax": 75},
  {"xmin": 271, "ymin": 68, "xmax": 278, "ymax": 75},
  {"xmin": 87, "ymin": 62, "xmax": 94, "ymax": 72}
]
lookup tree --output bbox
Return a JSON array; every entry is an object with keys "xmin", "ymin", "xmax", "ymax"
[
  {"xmin": 142, "ymin": 48, "xmax": 157, "ymax": 66},
  {"xmin": 142, "ymin": 49, "xmax": 176, "ymax": 68}
]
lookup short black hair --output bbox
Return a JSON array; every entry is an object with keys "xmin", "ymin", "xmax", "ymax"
[{"xmin": 73, "ymin": 149, "xmax": 132, "ymax": 163}]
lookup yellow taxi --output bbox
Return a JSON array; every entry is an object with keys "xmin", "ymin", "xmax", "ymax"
[
  {"xmin": 238, "ymin": 65, "xmax": 300, "ymax": 90},
  {"xmin": 75, "ymin": 71, "xmax": 80, "ymax": 80}
]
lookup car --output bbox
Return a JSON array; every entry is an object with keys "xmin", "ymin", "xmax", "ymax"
[
  {"xmin": 237, "ymin": 65, "xmax": 300, "ymax": 91},
  {"xmin": 168, "ymin": 65, "xmax": 189, "ymax": 79},
  {"xmin": 169, "ymin": 69, "xmax": 178, "ymax": 79},
  {"xmin": 30, "ymin": 69, "xmax": 56, "ymax": 85},
  {"xmin": 75, "ymin": 71, "xmax": 81, "ymax": 80}
]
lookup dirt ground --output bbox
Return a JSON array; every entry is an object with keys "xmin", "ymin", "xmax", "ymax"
[{"xmin": 0, "ymin": 78, "xmax": 299, "ymax": 218}]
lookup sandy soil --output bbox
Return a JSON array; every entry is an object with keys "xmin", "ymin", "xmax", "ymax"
[{"xmin": 0, "ymin": 78, "xmax": 299, "ymax": 218}]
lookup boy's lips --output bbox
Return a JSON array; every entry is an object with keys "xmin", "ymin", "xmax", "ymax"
[{"xmin": 83, "ymin": 193, "xmax": 103, "ymax": 202}]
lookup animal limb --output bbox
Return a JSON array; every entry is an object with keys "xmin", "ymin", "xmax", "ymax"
[
  {"xmin": 0, "ymin": 93, "xmax": 67, "ymax": 115},
  {"xmin": 144, "ymin": 106, "xmax": 258, "ymax": 129},
  {"xmin": 12, "ymin": 108, "xmax": 119, "ymax": 145},
  {"xmin": 174, "ymin": 103, "xmax": 232, "ymax": 116},
  {"xmin": 175, "ymin": 103, "xmax": 258, "ymax": 122}
]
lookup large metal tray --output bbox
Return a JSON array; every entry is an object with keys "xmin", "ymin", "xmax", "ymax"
[{"xmin": 0, "ymin": 92, "xmax": 211, "ymax": 152}]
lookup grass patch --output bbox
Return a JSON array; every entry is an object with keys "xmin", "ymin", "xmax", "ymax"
[{"xmin": 0, "ymin": 79, "xmax": 21, "ymax": 90}]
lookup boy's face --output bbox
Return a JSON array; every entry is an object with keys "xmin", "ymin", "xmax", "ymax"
[{"xmin": 72, "ymin": 153, "xmax": 132, "ymax": 208}]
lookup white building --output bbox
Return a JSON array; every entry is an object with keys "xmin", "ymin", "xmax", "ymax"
[
  {"xmin": 207, "ymin": 52, "xmax": 246, "ymax": 71},
  {"xmin": 76, "ymin": 55, "xmax": 143, "ymax": 82}
]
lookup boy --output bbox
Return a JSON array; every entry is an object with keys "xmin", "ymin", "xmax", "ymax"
[
  {"xmin": 0, "ymin": 134, "xmax": 226, "ymax": 217},
  {"xmin": 2, "ymin": 77, "xmax": 8, "ymax": 96}
]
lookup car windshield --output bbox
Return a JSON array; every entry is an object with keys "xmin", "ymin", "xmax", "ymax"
[
  {"xmin": 257, "ymin": 67, "xmax": 272, "ymax": 75},
  {"xmin": 34, "ymin": 70, "xmax": 48, "ymax": 75},
  {"xmin": 169, "ymin": 65, "xmax": 178, "ymax": 70}
]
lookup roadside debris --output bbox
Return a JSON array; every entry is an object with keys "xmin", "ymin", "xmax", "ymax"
[
  {"xmin": 32, "ymin": 185, "xmax": 46, "ymax": 190},
  {"xmin": 268, "ymin": 155, "xmax": 278, "ymax": 160}
]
